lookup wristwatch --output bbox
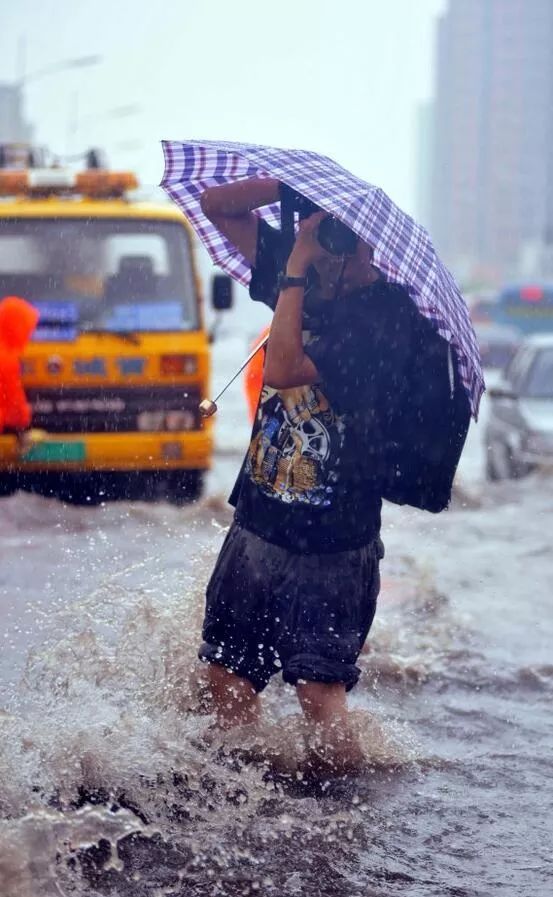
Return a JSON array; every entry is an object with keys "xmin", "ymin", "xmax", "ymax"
[{"xmin": 277, "ymin": 272, "xmax": 307, "ymax": 291}]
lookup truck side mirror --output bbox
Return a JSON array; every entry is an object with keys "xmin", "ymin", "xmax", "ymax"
[{"xmin": 211, "ymin": 274, "xmax": 234, "ymax": 311}]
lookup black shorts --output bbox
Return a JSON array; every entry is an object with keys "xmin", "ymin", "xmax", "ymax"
[{"xmin": 199, "ymin": 521, "xmax": 384, "ymax": 693}]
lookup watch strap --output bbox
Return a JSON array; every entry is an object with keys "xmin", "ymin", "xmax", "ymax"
[{"xmin": 278, "ymin": 273, "xmax": 308, "ymax": 290}]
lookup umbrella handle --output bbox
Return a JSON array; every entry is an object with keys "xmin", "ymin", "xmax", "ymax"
[
  {"xmin": 213, "ymin": 332, "xmax": 270, "ymax": 402},
  {"xmin": 199, "ymin": 332, "xmax": 270, "ymax": 417}
]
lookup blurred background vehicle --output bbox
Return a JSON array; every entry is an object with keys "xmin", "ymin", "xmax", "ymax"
[
  {"xmin": 473, "ymin": 321, "xmax": 521, "ymax": 370},
  {"xmin": 0, "ymin": 145, "xmax": 234, "ymax": 504},
  {"xmin": 465, "ymin": 289, "xmax": 499, "ymax": 325},
  {"xmin": 485, "ymin": 334, "xmax": 553, "ymax": 481},
  {"xmin": 492, "ymin": 283, "xmax": 553, "ymax": 336},
  {"xmin": 471, "ymin": 284, "xmax": 553, "ymax": 372}
]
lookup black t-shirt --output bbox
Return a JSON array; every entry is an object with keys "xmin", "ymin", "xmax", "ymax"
[{"xmin": 228, "ymin": 220, "xmax": 418, "ymax": 554}]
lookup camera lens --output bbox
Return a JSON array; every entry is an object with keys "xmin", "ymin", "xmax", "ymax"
[{"xmin": 317, "ymin": 216, "xmax": 358, "ymax": 256}]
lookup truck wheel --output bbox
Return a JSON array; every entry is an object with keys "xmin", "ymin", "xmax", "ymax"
[
  {"xmin": 168, "ymin": 471, "xmax": 204, "ymax": 505},
  {"xmin": 57, "ymin": 475, "xmax": 105, "ymax": 506},
  {"xmin": 0, "ymin": 474, "xmax": 17, "ymax": 497}
]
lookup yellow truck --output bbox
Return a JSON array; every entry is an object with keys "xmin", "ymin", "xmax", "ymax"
[{"xmin": 0, "ymin": 154, "xmax": 232, "ymax": 503}]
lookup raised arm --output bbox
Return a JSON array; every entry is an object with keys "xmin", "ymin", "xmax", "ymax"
[
  {"xmin": 199, "ymin": 177, "xmax": 280, "ymax": 266},
  {"xmin": 264, "ymin": 212, "xmax": 326, "ymax": 389}
]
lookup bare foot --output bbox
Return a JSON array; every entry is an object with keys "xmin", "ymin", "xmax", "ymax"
[{"xmin": 301, "ymin": 724, "xmax": 367, "ymax": 779}]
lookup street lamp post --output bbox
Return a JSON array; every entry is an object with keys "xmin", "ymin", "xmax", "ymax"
[
  {"xmin": 12, "ymin": 53, "xmax": 103, "ymax": 156},
  {"xmin": 66, "ymin": 102, "xmax": 141, "ymax": 158},
  {"xmin": 16, "ymin": 55, "xmax": 103, "ymax": 87}
]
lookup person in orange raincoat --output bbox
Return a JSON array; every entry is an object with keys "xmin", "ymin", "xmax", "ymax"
[
  {"xmin": 243, "ymin": 325, "xmax": 270, "ymax": 423},
  {"xmin": 0, "ymin": 296, "xmax": 39, "ymax": 442}
]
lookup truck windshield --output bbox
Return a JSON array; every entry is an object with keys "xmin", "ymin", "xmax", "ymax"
[{"xmin": 0, "ymin": 217, "xmax": 199, "ymax": 336}]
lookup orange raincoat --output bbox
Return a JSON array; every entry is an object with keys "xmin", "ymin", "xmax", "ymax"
[
  {"xmin": 243, "ymin": 326, "xmax": 270, "ymax": 423},
  {"xmin": 0, "ymin": 296, "xmax": 39, "ymax": 433}
]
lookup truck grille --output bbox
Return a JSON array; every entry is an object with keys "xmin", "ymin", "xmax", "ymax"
[{"xmin": 28, "ymin": 387, "xmax": 202, "ymax": 433}]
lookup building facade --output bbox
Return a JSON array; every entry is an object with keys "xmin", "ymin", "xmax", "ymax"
[
  {"xmin": 427, "ymin": 0, "xmax": 553, "ymax": 285},
  {"xmin": 0, "ymin": 83, "xmax": 34, "ymax": 144}
]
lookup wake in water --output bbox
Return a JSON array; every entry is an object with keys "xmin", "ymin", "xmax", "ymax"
[
  {"xmin": 0, "ymin": 510, "xmax": 438, "ymax": 897},
  {"xmin": 2, "ymin": 475, "xmax": 553, "ymax": 896}
]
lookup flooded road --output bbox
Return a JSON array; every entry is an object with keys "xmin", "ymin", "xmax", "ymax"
[{"xmin": 1, "ymin": 342, "xmax": 552, "ymax": 896}]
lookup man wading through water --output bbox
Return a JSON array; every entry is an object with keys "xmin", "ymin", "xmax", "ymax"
[{"xmin": 195, "ymin": 176, "xmax": 469, "ymax": 774}]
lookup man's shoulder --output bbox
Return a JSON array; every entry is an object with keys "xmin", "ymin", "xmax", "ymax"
[
  {"xmin": 356, "ymin": 277, "xmax": 411, "ymax": 305},
  {"xmin": 343, "ymin": 279, "xmax": 414, "ymax": 332}
]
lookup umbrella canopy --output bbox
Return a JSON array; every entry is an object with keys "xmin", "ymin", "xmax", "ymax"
[{"xmin": 160, "ymin": 139, "xmax": 484, "ymax": 418}]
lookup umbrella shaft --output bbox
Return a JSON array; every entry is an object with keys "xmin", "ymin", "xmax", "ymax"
[{"xmin": 213, "ymin": 333, "xmax": 270, "ymax": 403}]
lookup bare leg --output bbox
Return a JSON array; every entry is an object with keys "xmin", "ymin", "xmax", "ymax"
[
  {"xmin": 297, "ymin": 681, "xmax": 365, "ymax": 775},
  {"xmin": 207, "ymin": 662, "xmax": 261, "ymax": 729}
]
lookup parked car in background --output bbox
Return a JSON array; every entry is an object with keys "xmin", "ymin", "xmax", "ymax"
[
  {"xmin": 485, "ymin": 335, "xmax": 553, "ymax": 481},
  {"xmin": 474, "ymin": 322, "xmax": 521, "ymax": 369}
]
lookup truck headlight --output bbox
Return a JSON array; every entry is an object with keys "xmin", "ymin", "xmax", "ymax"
[
  {"xmin": 137, "ymin": 411, "xmax": 165, "ymax": 431},
  {"xmin": 137, "ymin": 410, "xmax": 196, "ymax": 431},
  {"xmin": 165, "ymin": 410, "xmax": 196, "ymax": 431}
]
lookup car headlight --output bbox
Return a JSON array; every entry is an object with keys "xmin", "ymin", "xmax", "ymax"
[
  {"xmin": 137, "ymin": 411, "xmax": 166, "ymax": 431},
  {"xmin": 525, "ymin": 432, "xmax": 553, "ymax": 454},
  {"xmin": 165, "ymin": 410, "xmax": 196, "ymax": 431},
  {"xmin": 137, "ymin": 410, "xmax": 196, "ymax": 431}
]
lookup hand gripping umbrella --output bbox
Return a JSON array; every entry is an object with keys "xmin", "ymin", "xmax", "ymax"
[{"xmin": 160, "ymin": 139, "xmax": 484, "ymax": 420}]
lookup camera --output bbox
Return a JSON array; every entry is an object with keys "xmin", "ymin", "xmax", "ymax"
[
  {"xmin": 317, "ymin": 215, "xmax": 359, "ymax": 256},
  {"xmin": 279, "ymin": 184, "xmax": 358, "ymax": 257}
]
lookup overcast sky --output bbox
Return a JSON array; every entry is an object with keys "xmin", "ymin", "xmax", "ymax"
[{"xmin": 2, "ymin": 0, "xmax": 445, "ymax": 215}]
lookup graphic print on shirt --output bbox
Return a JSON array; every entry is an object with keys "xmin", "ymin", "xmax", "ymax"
[{"xmin": 246, "ymin": 382, "xmax": 346, "ymax": 507}]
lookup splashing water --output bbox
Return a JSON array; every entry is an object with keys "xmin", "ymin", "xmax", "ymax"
[
  {"xmin": 0, "ymin": 804, "xmax": 146, "ymax": 897},
  {"xmin": 1, "ymin": 464, "xmax": 553, "ymax": 895}
]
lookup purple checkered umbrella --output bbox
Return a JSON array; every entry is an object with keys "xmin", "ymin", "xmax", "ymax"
[{"xmin": 160, "ymin": 139, "xmax": 484, "ymax": 418}]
